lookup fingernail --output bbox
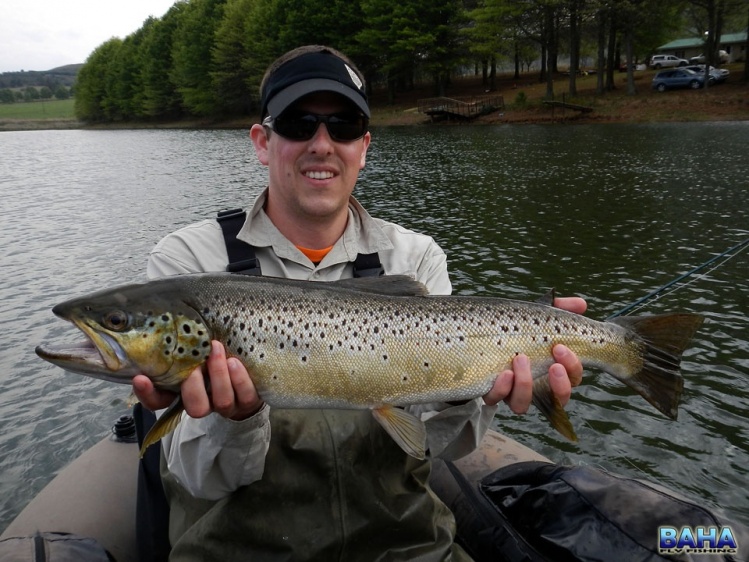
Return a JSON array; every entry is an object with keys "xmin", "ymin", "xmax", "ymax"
[
  {"xmin": 211, "ymin": 341, "xmax": 224, "ymax": 357},
  {"xmin": 515, "ymin": 354, "xmax": 529, "ymax": 369},
  {"xmin": 227, "ymin": 357, "xmax": 240, "ymax": 373}
]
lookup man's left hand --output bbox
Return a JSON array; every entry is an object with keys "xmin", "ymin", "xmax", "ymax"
[{"xmin": 482, "ymin": 296, "xmax": 586, "ymax": 411}]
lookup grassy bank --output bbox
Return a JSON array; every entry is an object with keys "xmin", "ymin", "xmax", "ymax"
[
  {"xmin": 2, "ymin": 65, "xmax": 748, "ymax": 132},
  {"xmin": 0, "ymin": 98, "xmax": 81, "ymax": 130}
]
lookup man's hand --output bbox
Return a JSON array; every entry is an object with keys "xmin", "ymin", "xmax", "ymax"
[
  {"xmin": 133, "ymin": 341, "xmax": 264, "ymax": 421},
  {"xmin": 482, "ymin": 296, "xmax": 587, "ymax": 411}
]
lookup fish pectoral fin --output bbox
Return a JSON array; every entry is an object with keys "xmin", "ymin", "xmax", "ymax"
[
  {"xmin": 532, "ymin": 377, "xmax": 577, "ymax": 441},
  {"xmin": 372, "ymin": 405, "xmax": 427, "ymax": 460},
  {"xmin": 139, "ymin": 395, "xmax": 185, "ymax": 458}
]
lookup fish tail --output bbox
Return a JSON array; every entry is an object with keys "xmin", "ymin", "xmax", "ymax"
[
  {"xmin": 139, "ymin": 395, "xmax": 185, "ymax": 458},
  {"xmin": 609, "ymin": 313, "xmax": 704, "ymax": 420}
]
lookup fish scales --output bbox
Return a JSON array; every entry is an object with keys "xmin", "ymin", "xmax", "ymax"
[
  {"xmin": 35, "ymin": 273, "xmax": 704, "ymax": 458},
  {"xmin": 183, "ymin": 275, "xmax": 639, "ymax": 408}
]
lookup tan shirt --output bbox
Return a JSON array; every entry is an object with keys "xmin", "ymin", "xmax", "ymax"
[{"xmin": 149, "ymin": 189, "xmax": 496, "ymax": 500}]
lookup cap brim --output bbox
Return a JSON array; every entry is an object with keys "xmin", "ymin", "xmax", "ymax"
[{"xmin": 267, "ymin": 78, "xmax": 370, "ymax": 118}]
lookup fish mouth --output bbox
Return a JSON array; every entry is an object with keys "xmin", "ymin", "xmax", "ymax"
[{"xmin": 35, "ymin": 318, "xmax": 138, "ymax": 384}]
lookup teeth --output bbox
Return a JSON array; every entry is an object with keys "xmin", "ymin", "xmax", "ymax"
[{"xmin": 305, "ymin": 171, "xmax": 334, "ymax": 180}]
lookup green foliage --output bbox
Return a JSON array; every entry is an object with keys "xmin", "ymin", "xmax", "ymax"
[
  {"xmin": 0, "ymin": 89, "xmax": 14, "ymax": 103},
  {"xmin": 171, "ymin": 0, "xmax": 228, "ymax": 116},
  {"xmin": 71, "ymin": 0, "xmax": 742, "ymax": 123},
  {"xmin": 514, "ymin": 91, "xmax": 528, "ymax": 106}
]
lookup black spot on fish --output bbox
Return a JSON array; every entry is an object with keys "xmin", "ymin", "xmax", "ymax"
[
  {"xmin": 166, "ymin": 336, "xmax": 172, "ymax": 344},
  {"xmin": 149, "ymin": 321, "xmax": 155, "ymax": 328},
  {"xmin": 237, "ymin": 348, "xmax": 243, "ymax": 355},
  {"xmin": 162, "ymin": 315, "xmax": 169, "ymax": 322},
  {"xmin": 177, "ymin": 347, "xmax": 184, "ymax": 354},
  {"xmin": 240, "ymin": 323, "xmax": 246, "ymax": 330},
  {"xmin": 279, "ymin": 342, "xmax": 285, "ymax": 349},
  {"xmin": 202, "ymin": 341, "xmax": 209, "ymax": 348},
  {"xmin": 183, "ymin": 324, "xmax": 191, "ymax": 334},
  {"xmin": 192, "ymin": 350, "xmax": 200, "ymax": 357}
]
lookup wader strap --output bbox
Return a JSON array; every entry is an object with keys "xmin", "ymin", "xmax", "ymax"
[
  {"xmin": 217, "ymin": 209, "xmax": 261, "ymax": 275},
  {"xmin": 352, "ymin": 252, "xmax": 384, "ymax": 278},
  {"xmin": 217, "ymin": 209, "xmax": 383, "ymax": 278}
]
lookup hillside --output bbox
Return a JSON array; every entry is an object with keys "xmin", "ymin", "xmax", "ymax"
[{"xmin": 0, "ymin": 64, "xmax": 82, "ymax": 89}]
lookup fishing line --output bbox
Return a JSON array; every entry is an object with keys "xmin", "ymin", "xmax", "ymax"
[{"xmin": 607, "ymin": 236, "xmax": 749, "ymax": 319}]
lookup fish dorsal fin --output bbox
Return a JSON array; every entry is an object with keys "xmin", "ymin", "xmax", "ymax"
[
  {"xmin": 332, "ymin": 275, "xmax": 429, "ymax": 297},
  {"xmin": 372, "ymin": 405, "xmax": 428, "ymax": 459},
  {"xmin": 139, "ymin": 395, "xmax": 185, "ymax": 457}
]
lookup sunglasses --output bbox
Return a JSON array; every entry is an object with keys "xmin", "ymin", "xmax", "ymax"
[{"xmin": 262, "ymin": 111, "xmax": 369, "ymax": 142}]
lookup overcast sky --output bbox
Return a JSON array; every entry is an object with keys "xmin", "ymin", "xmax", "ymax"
[{"xmin": 1, "ymin": 1, "xmax": 177, "ymax": 73}]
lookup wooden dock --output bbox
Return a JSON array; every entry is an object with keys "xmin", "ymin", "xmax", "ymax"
[{"xmin": 417, "ymin": 95, "xmax": 505, "ymax": 121}]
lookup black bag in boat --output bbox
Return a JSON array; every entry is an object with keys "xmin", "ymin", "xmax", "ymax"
[{"xmin": 433, "ymin": 460, "xmax": 748, "ymax": 562}]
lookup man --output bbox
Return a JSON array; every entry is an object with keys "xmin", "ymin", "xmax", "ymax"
[{"xmin": 134, "ymin": 45, "xmax": 585, "ymax": 561}]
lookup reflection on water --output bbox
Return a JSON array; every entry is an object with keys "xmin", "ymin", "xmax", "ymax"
[{"xmin": 1, "ymin": 123, "xmax": 747, "ymax": 530}]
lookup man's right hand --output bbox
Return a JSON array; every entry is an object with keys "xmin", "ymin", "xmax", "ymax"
[{"xmin": 133, "ymin": 341, "xmax": 264, "ymax": 421}]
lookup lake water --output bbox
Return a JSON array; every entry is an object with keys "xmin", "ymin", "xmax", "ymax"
[{"xmin": 1, "ymin": 122, "xmax": 748, "ymax": 532}]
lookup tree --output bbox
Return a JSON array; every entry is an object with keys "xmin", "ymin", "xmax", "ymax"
[
  {"xmin": 171, "ymin": 0, "xmax": 227, "ymax": 116},
  {"xmin": 0, "ymin": 88, "xmax": 14, "ymax": 103},
  {"xmin": 54, "ymin": 85, "xmax": 70, "ymax": 100},
  {"xmin": 211, "ymin": 0, "xmax": 257, "ymax": 116},
  {"xmin": 75, "ymin": 38, "xmax": 123, "ymax": 121},
  {"xmin": 140, "ymin": 10, "xmax": 183, "ymax": 119}
]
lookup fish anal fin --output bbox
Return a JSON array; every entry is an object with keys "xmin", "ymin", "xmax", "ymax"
[
  {"xmin": 139, "ymin": 395, "xmax": 184, "ymax": 458},
  {"xmin": 372, "ymin": 405, "xmax": 427, "ymax": 459},
  {"xmin": 532, "ymin": 377, "xmax": 577, "ymax": 441}
]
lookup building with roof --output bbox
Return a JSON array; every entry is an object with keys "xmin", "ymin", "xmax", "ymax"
[{"xmin": 656, "ymin": 32, "xmax": 747, "ymax": 63}]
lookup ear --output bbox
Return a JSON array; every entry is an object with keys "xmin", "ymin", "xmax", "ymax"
[
  {"xmin": 250, "ymin": 124, "xmax": 270, "ymax": 166},
  {"xmin": 359, "ymin": 131, "xmax": 371, "ymax": 170}
]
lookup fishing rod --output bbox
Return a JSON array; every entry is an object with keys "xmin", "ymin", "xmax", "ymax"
[{"xmin": 607, "ymin": 235, "xmax": 749, "ymax": 319}]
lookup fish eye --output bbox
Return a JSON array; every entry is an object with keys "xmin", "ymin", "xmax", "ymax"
[{"xmin": 103, "ymin": 310, "xmax": 129, "ymax": 331}]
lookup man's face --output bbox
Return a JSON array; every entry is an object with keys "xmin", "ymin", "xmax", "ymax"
[{"xmin": 251, "ymin": 92, "xmax": 371, "ymax": 226}]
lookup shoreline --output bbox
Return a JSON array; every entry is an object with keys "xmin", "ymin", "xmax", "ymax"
[{"xmin": 3, "ymin": 73, "xmax": 748, "ymax": 132}]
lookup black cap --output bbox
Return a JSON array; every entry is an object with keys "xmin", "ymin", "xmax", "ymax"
[{"xmin": 260, "ymin": 51, "xmax": 369, "ymax": 119}]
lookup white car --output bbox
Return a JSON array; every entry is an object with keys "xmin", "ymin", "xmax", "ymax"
[
  {"xmin": 649, "ymin": 55, "xmax": 689, "ymax": 69},
  {"xmin": 689, "ymin": 50, "xmax": 730, "ymax": 64}
]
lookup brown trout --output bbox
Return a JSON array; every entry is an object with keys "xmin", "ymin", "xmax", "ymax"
[{"xmin": 35, "ymin": 274, "xmax": 704, "ymax": 458}]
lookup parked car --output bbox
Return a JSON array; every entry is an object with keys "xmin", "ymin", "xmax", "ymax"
[
  {"xmin": 684, "ymin": 64, "xmax": 730, "ymax": 84},
  {"xmin": 689, "ymin": 50, "xmax": 730, "ymax": 64},
  {"xmin": 649, "ymin": 54, "xmax": 689, "ymax": 69},
  {"xmin": 651, "ymin": 68, "xmax": 706, "ymax": 92}
]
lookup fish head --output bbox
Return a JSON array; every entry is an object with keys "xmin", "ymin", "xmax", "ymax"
[{"xmin": 36, "ymin": 281, "xmax": 212, "ymax": 391}]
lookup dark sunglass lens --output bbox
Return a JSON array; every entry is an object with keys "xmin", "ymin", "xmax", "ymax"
[
  {"xmin": 274, "ymin": 113, "xmax": 318, "ymax": 140},
  {"xmin": 327, "ymin": 115, "xmax": 367, "ymax": 141}
]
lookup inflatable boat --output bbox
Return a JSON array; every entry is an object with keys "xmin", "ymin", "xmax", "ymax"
[{"xmin": 2, "ymin": 416, "xmax": 746, "ymax": 562}]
